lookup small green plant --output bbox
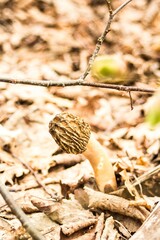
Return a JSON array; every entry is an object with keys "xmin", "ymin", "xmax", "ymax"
[
  {"xmin": 91, "ymin": 54, "xmax": 129, "ymax": 84},
  {"xmin": 146, "ymin": 90, "xmax": 160, "ymax": 127}
]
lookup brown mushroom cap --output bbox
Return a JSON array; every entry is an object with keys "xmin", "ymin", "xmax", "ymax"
[{"xmin": 49, "ymin": 112, "xmax": 91, "ymax": 154}]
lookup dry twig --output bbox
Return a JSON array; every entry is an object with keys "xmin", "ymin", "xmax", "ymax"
[
  {"xmin": 79, "ymin": 0, "xmax": 134, "ymax": 81},
  {"xmin": 0, "ymin": 1, "xmax": 140, "ymax": 94},
  {"xmin": 112, "ymin": 165, "xmax": 160, "ymax": 197},
  {"xmin": 130, "ymin": 201, "xmax": 160, "ymax": 240},
  {"xmin": 129, "ymin": 91, "xmax": 134, "ymax": 110},
  {"xmin": 11, "ymin": 153, "xmax": 58, "ymax": 200},
  {"xmin": 0, "ymin": 77, "xmax": 155, "ymax": 93},
  {"xmin": 84, "ymin": 187, "xmax": 150, "ymax": 222},
  {"xmin": 0, "ymin": 179, "xmax": 45, "ymax": 240}
]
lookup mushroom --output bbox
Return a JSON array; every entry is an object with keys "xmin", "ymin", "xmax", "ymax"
[{"xmin": 49, "ymin": 112, "xmax": 117, "ymax": 192}]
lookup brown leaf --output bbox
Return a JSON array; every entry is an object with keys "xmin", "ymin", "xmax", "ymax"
[
  {"xmin": 0, "ymin": 164, "xmax": 29, "ymax": 185},
  {"xmin": 30, "ymin": 195, "xmax": 97, "ymax": 236},
  {"xmin": 62, "ymin": 219, "xmax": 97, "ymax": 236},
  {"xmin": 101, "ymin": 216, "xmax": 120, "ymax": 240},
  {"xmin": 95, "ymin": 213, "xmax": 105, "ymax": 240}
]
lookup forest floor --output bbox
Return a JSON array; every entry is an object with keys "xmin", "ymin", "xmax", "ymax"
[{"xmin": 0, "ymin": 0, "xmax": 160, "ymax": 239}]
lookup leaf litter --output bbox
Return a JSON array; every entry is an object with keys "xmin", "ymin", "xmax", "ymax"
[{"xmin": 0, "ymin": 0, "xmax": 160, "ymax": 239}]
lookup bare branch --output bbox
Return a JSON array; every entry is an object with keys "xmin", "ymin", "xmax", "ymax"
[
  {"xmin": 111, "ymin": 165, "xmax": 160, "ymax": 197},
  {"xmin": 11, "ymin": 153, "xmax": 59, "ymax": 200},
  {"xmin": 78, "ymin": 2, "xmax": 113, "ymax": 81},
  {"xmin": 0, "ymin": 0, "xmax": 135, "ymax": 92},
  {"xmin": 130, "ymin": 201, "xmax": 160, "ymax": 240},
  {"xmin": 0, "ymin": 77, "xmax": 155, "ymax": 93},
  {"xmin": 112, "ymin": 0, "xmax": 133, "ymax": 17},
  {"xmin": 0, "ymin": 179, "xmax": 45, "ymax": 240},
  {"xmin": 78, "ymin": 0, "xmax": 134, "ymax": 81},
  {"xmin": 105, "ymin": 1, "xmax": 113, "ymax": 15}
]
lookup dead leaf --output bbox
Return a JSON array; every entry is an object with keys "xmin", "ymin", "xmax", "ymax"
[
  {"xmin": 0, "ymin": 164, "xmax": 29, "ymax": 185},
  {"xmin": 30, "ymin": 195, "xmax": 97, "ymax": 236},
  {"xmin": 101, "ymin": 216, "xmax": 120, "ymax": 240}
]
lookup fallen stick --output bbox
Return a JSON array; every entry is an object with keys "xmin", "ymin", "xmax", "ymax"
[
  {"xmin": 129, "ymin": 201, "xmax": 160, "ymax": 240},
  {"xmin": 0, "ymin": 179, "xmax": 45, "ymax": 240},
  {"xmin": 84, "ymin": 187, "xmax": 150, "ymax": 222}
]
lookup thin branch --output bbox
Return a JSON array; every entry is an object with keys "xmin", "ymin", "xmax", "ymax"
[
  {"xmin": 78, "ymin": 2, "xmax": 113, "ymax": 81},
  {"xmin": 112, "ymin": 0, "xmax": 133, "ymax": 17},
  {"xmin": 11, "ymin": 153, "xmax": 59, "ymax": 200},
  {"xmin": 111, "ymin": 165, "xmax": 160, "ymax": 196},
  {"xmin": 105, "ymin": 1, "xmax": 113, "ymax": 15},
  {"xmin": 130, "ymin": 201, "xmax": 160, "ymax": 240},
  {"xmin": 84, "ymin": 187, "xmax": 149, "ymax": 222},
  {"xmin": 133, "ymin": 164, "xmax": 160, "ymax": 187},
  {"xmin": 0, "ymin": 179, "xmax": 45, "ymax": 240},
  {"xmin": 0, "ymin": 0, "xmax": 134, "ymax": 92},
  {"xmin": 78, "ymin": 0, "xmax": 134, "ymax": 81},
  {"xmin": 129, "ymin": 91, "xmax": 134, "ymax": 110},
  {"xmin": 0, "ymin": 77, "xmax": 155, "ymax": 93}
]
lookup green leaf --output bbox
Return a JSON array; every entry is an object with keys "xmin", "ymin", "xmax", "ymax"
[
  {"xmin": 91, "ymin": 55, "xmax": 128, "ymax": 84},
  {"xmin": 146, "ymin": 105, "xmax": 160, "ymax": 127}
]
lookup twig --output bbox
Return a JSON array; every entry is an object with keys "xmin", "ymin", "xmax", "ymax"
[
  {"xmin": 112, "ymin": 165, "xmax": 160, "ymax": 196},
  {"xmin": 11, "ymin": 153, "xmax": 59, "ymax": 200},
  {"xmin": 129, "ymin": 91, "xmax": 134, "ymax": 110},
  {"xmin": 0, "ymin": 179, "xmax": 45, "ymax": 240},
  {"xmin": 133, "ymin": 164, "xmax": 160, "ymax": 187},
  {"xmin": 0, "ymin": 77, "xmax": 155, "ymax": 93},
  {"xmin": 78, "ymin": 0, "xmax": 134, "ymax": 81},
  {"xmin": 84, "ymin": 187, "xmax": 149, "ymax": 222},
  {"xmin": 129, "ymin": 201, "xmax": 160, "ymax": 240},
  {"xmin": 112, "ymin": 0, "xmax": 133, "ymax": 17},
  {"xmin": 0, "ymin": 0, "xmax": 142, "ymax": 96},
  {"xmin": 0, "ymin": 0, "xmax": 134, "ymax": 92}
]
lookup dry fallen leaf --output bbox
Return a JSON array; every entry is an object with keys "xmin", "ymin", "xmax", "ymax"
[
  {"xmin": 0, "ymin": 0, "xmax": 159, "ymax": 239},
  {"xmin": 30, "ymin": 195, "xmax": 97, "ymax": 236},
  {"xmin": 0, "ymin": 164, "xmax": 29, "ymax": 185}
]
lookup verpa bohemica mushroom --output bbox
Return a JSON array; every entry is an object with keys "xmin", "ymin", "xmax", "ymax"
[{"xmin": 49, "ymin": 112, "xmax": 117, "ymax": 192}]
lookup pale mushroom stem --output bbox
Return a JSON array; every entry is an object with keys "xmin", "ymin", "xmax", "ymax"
[
  {"xmin": 49, "ymin": 112, "xmax": 117, "ymax": 193},
  {"xmin": 84, "ymin": 133, "xmax": 117, "ymax": 193}
]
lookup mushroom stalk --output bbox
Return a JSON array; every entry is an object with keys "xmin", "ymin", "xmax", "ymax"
[
  {"xmin": 84, "ymin": 133, "xmax": 117, "ymax": 192},
  {"xmin": 49, "ymin": 112, "xmax": 117, "ymax": 193}
]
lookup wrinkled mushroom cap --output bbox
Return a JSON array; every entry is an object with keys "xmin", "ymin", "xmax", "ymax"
[{"xmin": 49, "ymin": 112, "xmax": 91, "ymax": 154}]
